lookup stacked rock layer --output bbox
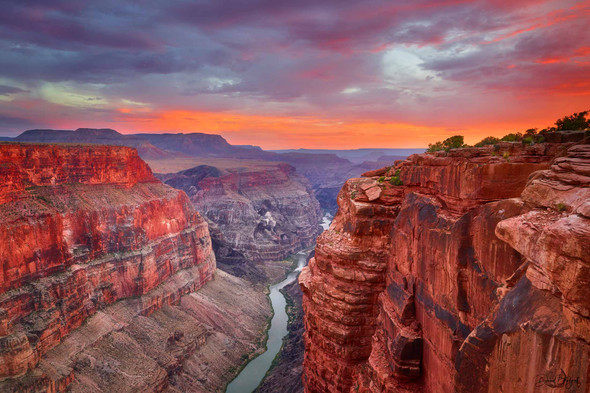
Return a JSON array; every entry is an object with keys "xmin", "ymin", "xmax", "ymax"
[
  {"xmin": 301, "ymin": 135, "xmax": 590, "ymax": 393},
  {"xmin": 0, "ymin": 143, "xmax": 215, "ymax": 388},
  {"xmin": 160, "ymin": 162, "xmax": 322, "ymax": 278}
]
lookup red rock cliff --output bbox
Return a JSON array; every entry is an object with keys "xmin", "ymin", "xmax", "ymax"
[
  {"xmin": 0, "ymin": 143, "xmax": 155, "ymax": 204},
  {"xmin": 300, "ymin": 137, "xmax": 590, "ymax": 393},
  {"xmin": 0, "ymin": 143, "xmax": 215, "ymax": 384}
]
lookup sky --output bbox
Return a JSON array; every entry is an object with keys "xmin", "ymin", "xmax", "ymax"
[{"xmin": 0, "ymin": 0, "xmax": 589, "ymax": 149}]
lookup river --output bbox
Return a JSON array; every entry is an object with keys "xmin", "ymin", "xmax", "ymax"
[
  {"xmin": 225, "ymin": 250, "xmax": 307, "ymax": 393},
  {"xmin": 226, "ymin": 213, "xmax": 332, "ymax": 393}
]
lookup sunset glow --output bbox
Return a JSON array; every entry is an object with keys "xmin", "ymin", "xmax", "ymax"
[{"xmin": 0, "ymin": 0, "xmax": 589, "ymax": 148}]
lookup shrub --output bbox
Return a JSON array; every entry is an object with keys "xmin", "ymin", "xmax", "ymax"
[
  {"xmin": 389, "ymin": 169, "xmax": 403, "ymax": 186},
  {"xmin": 554, "ymin": 111, "xmax": 590, "ymax": 131},
  {"xmin": 501, "ymin": 133, "xmax": 522, "ymax": 142},
  {"xmin": 556, "ymin": 202, "xmax": 567, "ymax": 212},
  {"xmin": 502, "ymin": 151, "xmax": 510, "ymax": 161},
  {"xmin": 427, "ymin": 141, "xmax": 444, "ymax": 152},
  {"xmin": 474, "ymin": 136, "xmax": 500, "ymax": 147},
  {"xmin": 427, "ymin": 135, "xmax": 465, "ymax": 152},
  {"xmin": 378, "ymin": 176, "xmax": 386, "ymax": 183}
]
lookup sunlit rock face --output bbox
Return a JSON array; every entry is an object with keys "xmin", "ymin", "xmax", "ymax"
[
  {"xmin": 160, "ymin": 162, "xmax": 322, "ymax": 280},
  {"xmin": 300, "ymin": 135, "xmax": 590, "ymax": 393},
  {"xmin": 0, "ymin": 143, "xmax": 215, "ymax": 383}
]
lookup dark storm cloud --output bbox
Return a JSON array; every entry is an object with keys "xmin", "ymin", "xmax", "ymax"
[
  {"xmin": 0, "ymin": 0, "xmax": 580, "ymax": 86},
  {"xmin": 0, "ymin": 85, "xmax": 28, "ymax": 95}
]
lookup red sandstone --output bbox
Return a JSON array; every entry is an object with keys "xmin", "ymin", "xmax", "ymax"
[
  {"xmin": 0, "ymin": 143, "xmax": 215, "ymax": 384},
  {"xmin": 301, "ymin": 137, "xmax": 590, "ymax": 392}
]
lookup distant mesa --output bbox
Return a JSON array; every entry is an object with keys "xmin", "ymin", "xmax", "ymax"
[{"xmin": 11, "ymin": 127, "xmax": 420, "ymax": 213}]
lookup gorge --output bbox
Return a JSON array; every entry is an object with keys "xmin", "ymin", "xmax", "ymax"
[
  {"xmin": 0, "ymin": 142, "xmax": 313, "ymax": 393},
  {"xmin": 1, "ymin": 130, "xmax": 588, "ymax": 393},
  {"xmin": 156, "ymin": 160, "xmax": 322, "ymax": 282}
]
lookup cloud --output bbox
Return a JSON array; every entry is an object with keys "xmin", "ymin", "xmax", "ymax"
[
  {"xmin": 0, "ymin": 85, "xmax": 27, "ymax": 95},
  {"xmin": 0, "ymin": 114, "xmax": 40, "ymax": 135},
  {"xmin": 0, "ymin": 0, "xmax": 588, "ymax": 146}
]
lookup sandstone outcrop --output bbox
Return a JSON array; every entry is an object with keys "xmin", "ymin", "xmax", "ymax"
[
  {"xmin": 159, "ymin": 162, "xmax": 322, "ymax": 281},
  {"xmin": 0, "ymin": 143, "xmax": 216, "ymax": 388},
  {"xmin": 300, "ymin": 136, "xmax": 590, "ymax": 392}
]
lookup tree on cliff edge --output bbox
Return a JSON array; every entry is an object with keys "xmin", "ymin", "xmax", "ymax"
[
  {"xmin": 427, "ymin": 135, "xmax": 465, "ymax": 152},
  {"xmin": 554, "ymin": 110, "xmax": 590, "ymax": 131}
]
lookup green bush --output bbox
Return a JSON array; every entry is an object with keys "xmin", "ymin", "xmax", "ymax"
[
  {"xmin": 555, "ymin": 111, "xmax": 589, "ymax": 131},
  {"xmin": 475, "ymin": 136, "xmax": 500, "ymax": 147},
  {"xmin": 427, "ymin": 135, "xmax": 465, "ymax": 152},
  {"xmin": 389, "ymin": 169, "xmax": 403, "ymax": 186},
  {"xmin": 501, "ymin": 133, "xmax": 522, "ymax": 142},
  {"xmin": 427, "ymin": 141, "xmax": 444, "ymax": 152}
]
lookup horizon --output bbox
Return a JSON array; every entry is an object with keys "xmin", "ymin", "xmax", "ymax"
[
  {"xmin": 0, "ymin": 0, "xmax": 589, "ymax": 149},
  {"xmin": 0, "ymin": 127, "xmax": 428, "ymax": 150}
]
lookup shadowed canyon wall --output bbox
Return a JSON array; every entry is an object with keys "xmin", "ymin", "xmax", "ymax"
[
  {"xmin": 300, "ymin": 133, "xmax": 590, "ymax": 393},
  {"xmin": 159, "ymin": 162, "xmax": 322, "ymax": 281}
]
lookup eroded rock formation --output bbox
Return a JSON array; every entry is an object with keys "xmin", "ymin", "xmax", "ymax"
[
  {"xmin": 159, "ymin": 162, "xmax": 322, "ymax": 280},
  {"xmin": 0, "ymin": 143, "xmax": 216, "ymax": 389},
  {"xmin": 300, "ymin": 135, "xmax": 590, "ymax": 393}
]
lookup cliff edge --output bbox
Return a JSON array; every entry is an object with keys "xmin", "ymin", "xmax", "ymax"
[{"xmin": 300, "ymin": 134, "xmax": 590, "ymax": 392}]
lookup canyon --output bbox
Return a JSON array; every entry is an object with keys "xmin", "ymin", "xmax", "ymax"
[
  {"xmin": 300, "ymin": 132, "xmax": 590, "ymax": 393},
  {"xmin": 6, "ymin": 129, "xmax": 587, "ymax": 393},
  {"xmin": 156, "ymin": 160, "xmax": 322, "ymax": 282},
  {"xmin": 0, "ymin": 142, "xmax": 286, "ymax": 393}
]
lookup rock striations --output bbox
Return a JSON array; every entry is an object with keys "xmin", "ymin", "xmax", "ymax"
[
  {"xmin": 159, "ymin": 162, "xmax": 322, "ymax": 280},
  {"xmin": 0, "ymin": 143, "xmax": 216, "ymax": 390},
  {"xmin": 300, "ymin": 135, "xmax": 590, "ymax": 393}
]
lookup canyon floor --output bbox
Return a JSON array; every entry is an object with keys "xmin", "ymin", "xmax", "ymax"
[{"xmin": 4, "ymin": 260, "xmax": 296, "ymax": 393}]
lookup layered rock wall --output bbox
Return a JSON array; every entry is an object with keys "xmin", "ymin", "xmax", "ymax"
[
  {"xmin": 0, "ymin": 143, "xmax": 216, "ymax": 385},
  {"xmin": 160, "ymin": 162, "xmax": 322, "ymax": 279},
  {"xmin": 301, "ymin": 137, "xmax": 590, "ymax": 392}
]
